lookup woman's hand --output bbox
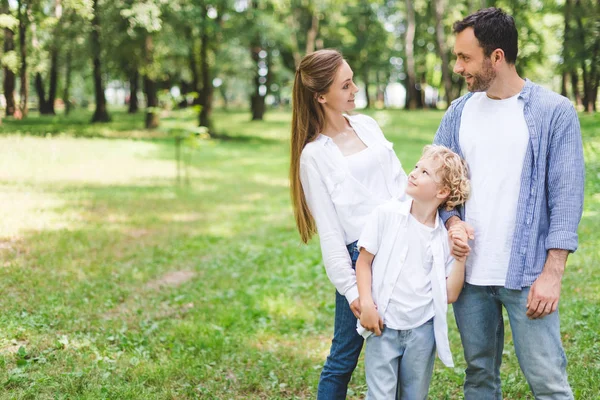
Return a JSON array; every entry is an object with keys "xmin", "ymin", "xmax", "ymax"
[{"xmin": 350, "ymin": 298, "xmax": 361, "ymax": 319}]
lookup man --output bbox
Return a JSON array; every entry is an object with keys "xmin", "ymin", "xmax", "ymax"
[{"xmin": 434, "ymin": 7, "xmax": 584, "ymax": 400}]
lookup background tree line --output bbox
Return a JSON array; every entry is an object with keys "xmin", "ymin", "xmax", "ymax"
[{"xmin": 0, "ymin": 0, "xmax": 597, "ymax": 131}]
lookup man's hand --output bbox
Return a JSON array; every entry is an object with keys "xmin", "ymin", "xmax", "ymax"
[
  {"xmin": 359, "ymin": 301, "xmax": 384, "ymax": 336},
  {"xmin": 350, "ymin": 298, "xmax": 361, "ymax": 319},
  {"xmin": 446, "ymin": 216, "xmax": 475, "ymax": 259},
  {"xmin": 526, "ymin": 250, "xmax": 568, "ymax": 319}
]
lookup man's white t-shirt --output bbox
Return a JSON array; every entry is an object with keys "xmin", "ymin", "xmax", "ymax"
[{"xmin": 459, "ymin": 92, "xmax": 529, "ymax": 286}]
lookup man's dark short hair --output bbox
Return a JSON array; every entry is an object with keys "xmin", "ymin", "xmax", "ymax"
[{"xmin": 453, "ymin": 7, "xmax": 518, "ymax": 64}]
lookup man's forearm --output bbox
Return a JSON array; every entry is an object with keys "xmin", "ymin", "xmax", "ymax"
[{"xmin": 543, "ymin": 249, "xmax": 569, "ymax": 277}]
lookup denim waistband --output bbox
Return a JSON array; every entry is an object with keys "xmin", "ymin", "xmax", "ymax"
[{"xmin": 346, "ymin": 240, "xmax": 358, "ymax": 253}]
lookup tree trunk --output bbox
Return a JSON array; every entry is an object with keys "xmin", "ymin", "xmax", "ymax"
[
  {"xmin": 305, "ymin": 11, "xmax": 319, "ymax": 54},
  {"xmin": 129, "ymin": 69, "xmax": 139, "ymax": 113},
  {"xmin": 561, "ymin": 0, "xmax": 572, "ymax": 98},
  {"xmin": 64, "ymin": 49, "xmax": 72, "ymax": 115},
  {"xmin": 363, "ymin": 69, "xmax": 371, "ymax": 108},
  {"xmin": 35, "ymin": 72, "xmax": 48, "ymax": 113},
  {"xmin": 571, "ymin": 70, "xmax": 583, "ymax": 107},
  {"xmin": 90, "ymin": 0, "xmax": 110, "ymax": 123},
  {"xmin": 143, "ymin": 35, "xmax": 158, "ymax": 128},
  {"xmin": 404, "ymin": 0, "xmax": 419, "ymax": 110},
  {"xmin": 187, "ymin": 29, "xmax": 201, "ymax": 105},
  {"xmin": 198, "ymin": 8, "xmax": 213, "ymax": 129},
  {"xmin": 250, "ymin": 45, "xmax": 267, "ymax": 120},
  {"xmin": 2, "ymin": 18, "xmax": 16, "ymax": 116},
  {"xmin": 434, "ymin": 0, "xmax": 453, "ymax": 107},
  {"xmin": 143, "ymin": 75, "xmax": 159, "ymax": 128},
  {"xmin": 574, "ymin": 0, "xmax": 590, "ymax": 110},
  {"xmin": 18, "ymin": 0, "xmax": 29, "ymax": 118},
  {"xmin": 47, "ymin": 49, "xmax": 58, "ymax": 114}
]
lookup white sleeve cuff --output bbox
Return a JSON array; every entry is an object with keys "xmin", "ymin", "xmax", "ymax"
[{"xmin": 344, "ymin": 285, "xmax": 359, "ymax": 305}]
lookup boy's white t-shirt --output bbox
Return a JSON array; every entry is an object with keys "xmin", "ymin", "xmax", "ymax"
[
  {"xmin": 459, "ymin": 92, "xmax": 529, "ymax": 286},
  {"xmin": 356, "ymin": 198, "xmax": 456, "ymax": 367},
  {"xmin": 385, "ymin": 214, "xmax": 435, "ymax": 330}
]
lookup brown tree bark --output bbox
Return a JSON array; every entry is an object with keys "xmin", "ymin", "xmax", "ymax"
[
  {"xmin": 305, "ymin": 11, "xmax": 319, "ymax": 54},
  {"xmin": 574, "ymin": 0, "xmax": 591, "ymax": 110},
  {"xmin": 128, "ymin": 69, "xmax": 139, "ymax": 113},
  {"xmin": 35, "ymin": 72, "xmax": 48, "ymax": 113},
  {"xmin": 143, "ymin": 35, "xmax": 158, "ymax": 128},
  {"xmin": 404, "ymin": 0, "xmax": 419, "ymax": 110},
  {"xmin": 143, "ymin": 76, "xmax": 159, "ymax": 128},
  {"xmin": 571, "ymin": 70, "xmax": 583, "ymax": 107},
  {"xmin": 47, "ymin": 49, "xmax": 58, "ymax": 114},
  {"xmin": 250, "ymin": 44, "xmax": 268, "ymax": 120},
  {"xmin": 90, "ymin": 0, "xmax": 110, "ymax": 122},
  {"xmin": 561, "ymin": 0, "xmax": 572, "ymax": 98},
  {"xmin": 198, "ymin": 5, "xmax": 214, "ymax": 129},
  {"xmin": 434, "ymin": 0, "xmax": 453, "ymax": 107},
  {"xmin": 363, "ymin": 69, "xmax": 371, "ymax": 108},
  {"xmin": 63, "ymin": 49, "xmax": 72, "ymax": 115},
  {"xmin": 2, "ymin": 0, "xmax": 16, "ymax": 117},
  {"xmin": 17, "ymin": 0, "xmax": 30, "ymax": 118}
]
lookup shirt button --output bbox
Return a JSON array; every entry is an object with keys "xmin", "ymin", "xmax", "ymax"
[{"xmin": 530, "ymin": 188, "xmax": 535, "ymax": 195}]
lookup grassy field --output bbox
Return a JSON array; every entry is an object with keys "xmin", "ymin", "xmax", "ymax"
[{"xmin": 0, "ymin": 107, "xmax": 598, "ymax": 399}]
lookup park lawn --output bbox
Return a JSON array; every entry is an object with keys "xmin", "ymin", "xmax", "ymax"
[{"xmin": 0, "ymin": 108, "xmax": 598, "ymax": 399}]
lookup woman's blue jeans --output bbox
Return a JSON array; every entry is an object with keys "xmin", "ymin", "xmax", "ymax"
[{"xmin": 317, "ymin": 241, "xmax": 364, "ymax": 400}]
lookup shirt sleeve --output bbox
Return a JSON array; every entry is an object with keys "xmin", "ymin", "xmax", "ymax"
[
  {"xmin": 434, "ymin": 105, "xmax": 463, "ymax": 225},
  {"xmin": 357, "ymin": 207, "xmax": 381, "ymax": 256},
  {"xmin": 442, "ymin": 233, "xmax": 455, "ymax": 277},
  {"xmin": 545, "ymin": 100, "xmax": 585, "ymax": 252},
  {"xmin": 300, "ymin": 160, "xmax": 359, "ymax": 304}
]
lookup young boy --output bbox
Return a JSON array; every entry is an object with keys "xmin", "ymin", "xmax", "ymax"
[{"xmin": 356, "ymin": 145, "xmax": 471, "ymax": 400}]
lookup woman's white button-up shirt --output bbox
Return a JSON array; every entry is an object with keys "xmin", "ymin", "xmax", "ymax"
[{"xmin": 299, "ymin": 114, "xmax": 407, "ymax": 304}]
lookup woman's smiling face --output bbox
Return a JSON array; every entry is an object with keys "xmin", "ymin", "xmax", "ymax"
[{"xmin": 318, "ymin": 60, "xmax": 359, "ymax": 113}]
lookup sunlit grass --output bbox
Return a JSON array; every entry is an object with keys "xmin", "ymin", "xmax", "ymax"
[{"xmin": 0, "ymin": 107, "xmax": 597, "ymax": 398}]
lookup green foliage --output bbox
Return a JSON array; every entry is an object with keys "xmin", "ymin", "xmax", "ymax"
[
  {"xmin": 0, "ymin": 13, "xmax": 18, "ymax": 29},
  {"xmin": 0, "ymin": 108, "xmax": 598, "ymax": 398}
]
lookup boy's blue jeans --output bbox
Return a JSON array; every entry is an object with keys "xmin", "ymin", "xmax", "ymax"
[
  {"xmin": 453, "ymin": 283, "xmax": 573, "ymax": 400},
  {"xmin": 317, "ymin": 241, "xmax": 364, "ymax": 400},
  {"xmin": 364, "ymin": 319, "xmax": 436, "ymax": 400}
]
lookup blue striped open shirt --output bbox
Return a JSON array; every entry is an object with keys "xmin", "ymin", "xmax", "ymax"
[{"xmin": 434, "ymin": 79, "xmax": 585, "ymax": 290}]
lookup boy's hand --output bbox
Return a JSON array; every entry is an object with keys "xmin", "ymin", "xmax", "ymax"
[
  {"xmin": 447, "ymin": 217, "xmax": 474, "ymax": 259},
  {"xmin": 448, "ymin": 224, "xmax": 469, "ymax": 262},
  {"xmin": 359, "ymin": 301, "xmax": 384, "ymax": 336}
]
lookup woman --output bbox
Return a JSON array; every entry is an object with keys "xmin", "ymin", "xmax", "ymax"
[{"xmin": 290, "ymin": 49, "xmax": 407, "ymax": 399}]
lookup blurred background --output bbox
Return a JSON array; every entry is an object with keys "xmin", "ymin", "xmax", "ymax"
[{"xmin": 0, "ymin": 0, "xmax": 597, "ymax": 131}]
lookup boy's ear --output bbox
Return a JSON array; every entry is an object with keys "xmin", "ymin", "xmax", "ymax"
[{"xmin": 437, "ymin": 186, "xmax": 450, "ymax": 200}]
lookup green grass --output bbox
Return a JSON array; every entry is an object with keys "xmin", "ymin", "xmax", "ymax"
[{"xmin": 0, "ymin": 107, "xmax": 598, "ymax": 399}]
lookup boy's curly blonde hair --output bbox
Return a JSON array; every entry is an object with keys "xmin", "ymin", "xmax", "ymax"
[{"xmin": 422, "ymin": 144, "xmax": 471, "ymax": 210}]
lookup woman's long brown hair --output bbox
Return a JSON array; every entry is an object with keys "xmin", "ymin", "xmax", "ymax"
[{"xmin": 290, "ymin": 49, "xmax": 344, "ymax": 243}]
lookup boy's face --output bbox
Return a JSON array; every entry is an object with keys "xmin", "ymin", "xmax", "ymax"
[{"xmin": 406, "ymin": 156, "xmax": 449, "ymax": 203}]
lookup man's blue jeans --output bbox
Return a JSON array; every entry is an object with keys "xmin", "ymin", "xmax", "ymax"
[
  {"xmin": 317, "ymin": 241, "xmax": 364, "ymax": 400},
  {"xmin": 453, "ymin": 283, "xmax": 573, "ymax": 400}
]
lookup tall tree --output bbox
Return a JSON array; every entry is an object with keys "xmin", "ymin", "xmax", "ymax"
[
  {"xmin": 404, "ymin": 0, "xmax": 419, "ymax": 109},
  {"xmin": 433, "ymin": 0, "xmax": 454, "ymax": 105},
  {"xmin": 90, "ymin": 0, "xmax": 110, "ymax": 122},
  {"xmin": 1, "ymin": 0, "xmax": 18, "ymax": 117},
  {"xmin": 17, "ymin": 0, "xmax": 30, "ymax": 118}
]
